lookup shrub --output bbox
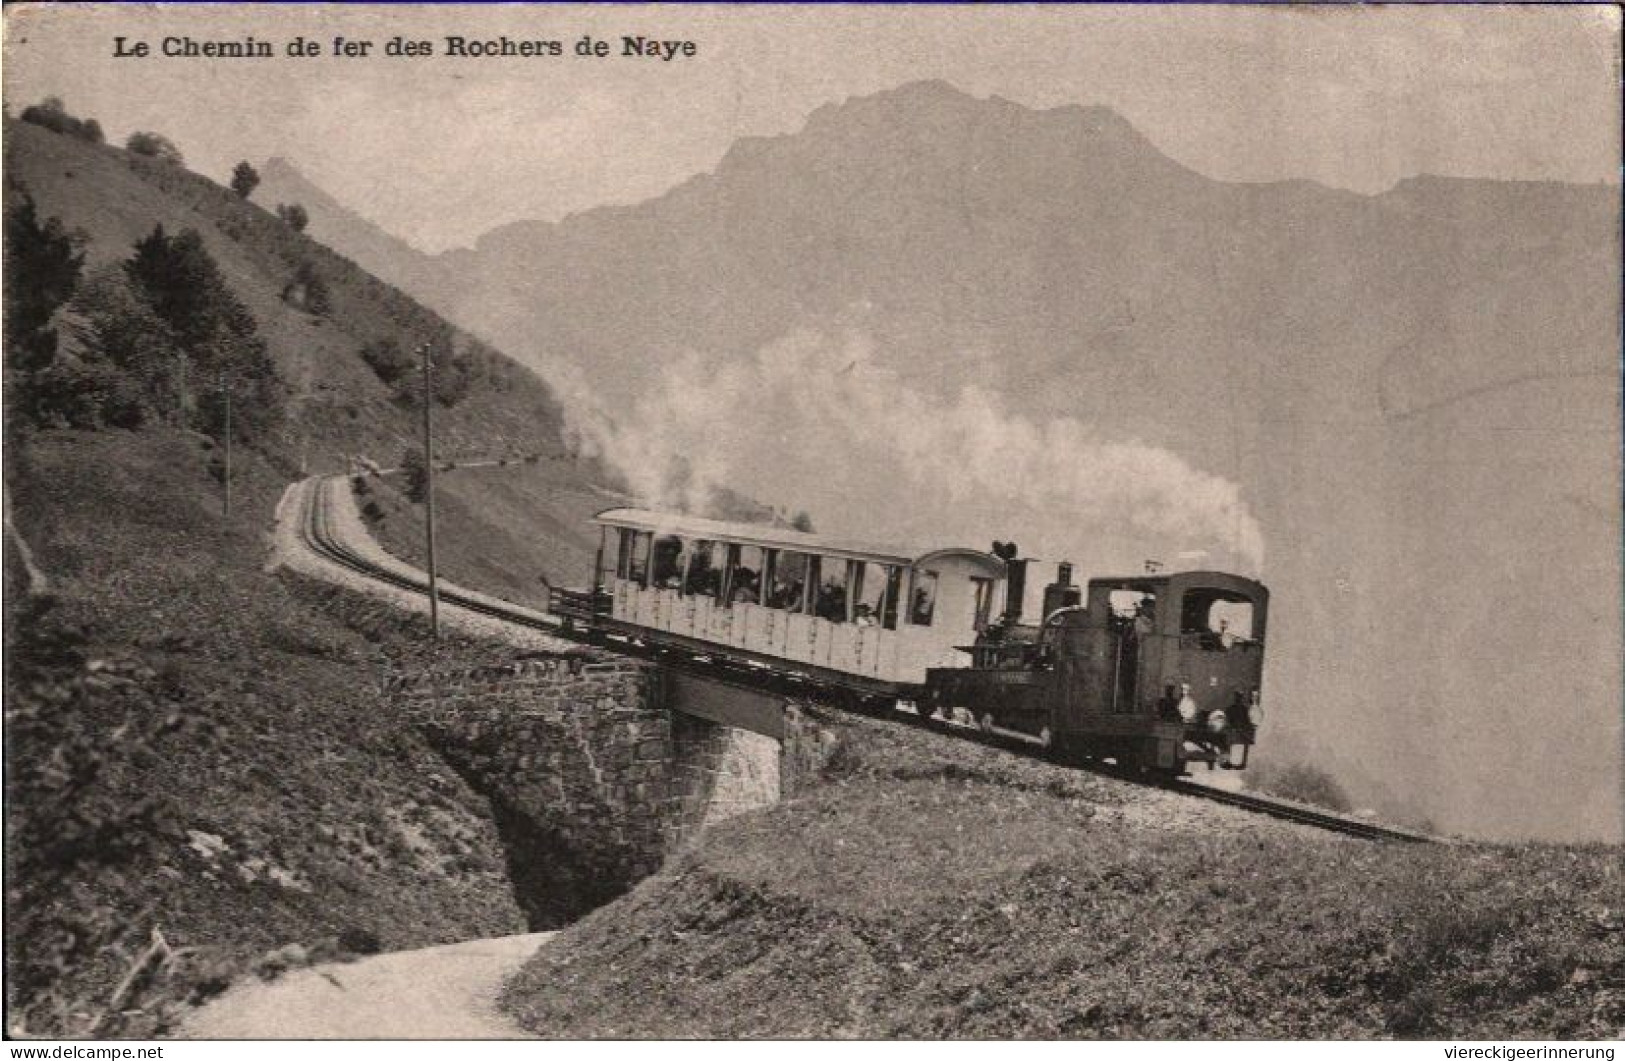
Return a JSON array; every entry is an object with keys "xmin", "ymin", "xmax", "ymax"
[
  {"xmin": 125, "ymin": 131, "xmax": 184, "ymax": 166},
  {"xmin": 230, "ymin": 161, "xmax": 260, "ymax": 199},
  {"xmin": 361, "ymin": 336, "xmax": 415, "ymax": 387},
  {"xmin": 337, "ymin": 925, "xmax": 383, "ymax": 956},
  {"xmin": 276, "ymin": 202, "xmax": 309, "ymax": 232},
  {"xmin": 18, "ymin": 97, "xmax": 104, "ymax": 143},
  {"xmin": 281, "ymin": 260, "xmax": 331, "ymax": 316}
]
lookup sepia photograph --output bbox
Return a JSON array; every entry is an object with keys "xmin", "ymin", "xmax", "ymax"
[{"xmin": 2, "ymin": 0, "xmax": 1621, "ymax": 1046}]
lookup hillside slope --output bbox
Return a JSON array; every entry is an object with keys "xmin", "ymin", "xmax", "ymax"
[
  {"xmin": 4, "ymin": 116, "xmax": 613, "ymax": 586},
  {"xmin": 504, "ymin": 711, "xmax": 1624, "ymax": 1040},
  {"xmin": 4, "ymin": 430, "xmax": 529, "ymax": 1036},
  {"xmin": 0, "ymin": 118, "xmax": 619, "ymax": 1035}
]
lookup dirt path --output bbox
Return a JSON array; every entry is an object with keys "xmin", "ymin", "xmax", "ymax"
[{"xmin": 180, "ymin": 932, "xmax": 555, "ymax": 1039}]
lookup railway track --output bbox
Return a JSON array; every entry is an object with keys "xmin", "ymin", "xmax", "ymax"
[
  {"xmin": 296, "ymin": 473, "xmax": 1435, "ymax": 844},
  {"xmin": 1164, "ymin": 776, "xmax": 1435, "ymax": 842},
  {"xmin": 299, "ymin": 475, "xmax": 566, "ymax": 635}
]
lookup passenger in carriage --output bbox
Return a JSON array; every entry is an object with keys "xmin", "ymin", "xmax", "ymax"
[
  {"xmin": 1133, "ymin": 595, "xmax": 1157, "ymax": 637},
  {"xmin": 651, "ymin": 538, "xmax": 686, "ymax": 589},
  {"xmin": 853, "ymin": 603, "xmax": 877, "ymax": 627},
  {"xmin": 730, "ymin": 570, "xmax": 761, "ymax": 604},
  {"xmin": 687, "ymin": 547, "xmax": 721, "ymax": 596},
  {"xmin": 815, "ymin": 578, "xmax": 847, "ymax": 622},
  {"xmin": 768, "ymin": 579, "xmax": 803, "ymax": 609}
]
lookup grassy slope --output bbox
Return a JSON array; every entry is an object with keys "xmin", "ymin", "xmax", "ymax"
[
  {"xmin": 4, "ymin": 117, "xmax": 611, "ymax": 571},
  {"xmin": 0, "ymin": 120, "xmax": 616, "ymax": 1035},
  {"xmin": 505, "ymin": 711, "xmax": 1624, "ymax": 1040},
  {"xmin": 4, "ymin": 430, "xmax": 531, "ymax": 1036},
  {"xmin": 362, "ymin": 461, "xmax": 626, "ymax": 611}
]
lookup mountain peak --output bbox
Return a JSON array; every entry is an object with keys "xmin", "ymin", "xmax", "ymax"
[{"xmin": 711, "ymin": 78, "xmax": 1167, "ymax": 186}]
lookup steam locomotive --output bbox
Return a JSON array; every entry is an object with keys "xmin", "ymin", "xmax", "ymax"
[{"xmin": 560, "ymin": 508, "xmax": 1268, "ymax": 773}]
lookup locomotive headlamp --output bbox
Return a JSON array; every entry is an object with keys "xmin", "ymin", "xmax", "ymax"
[
  {"xmin": 1177, "ymin": 683, "xmax": 1198, "ymax": 722},
  {"xmin": 1207, "ymin": 709, "xmax": 1228, "ymax": 734},
  {"xmin": 1247, "ymin": 690, "xmax": 1262, "ymax": 726}
]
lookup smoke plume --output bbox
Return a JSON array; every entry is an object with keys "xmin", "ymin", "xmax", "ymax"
[{"xmin": 577, "ymin": 328, "xmax": 1263, "ymax": 572}]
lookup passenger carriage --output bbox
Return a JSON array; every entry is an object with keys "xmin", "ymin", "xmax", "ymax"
[{"xmin": 583, "ymin": 508, "xmax": 1006, "ymax": 694}]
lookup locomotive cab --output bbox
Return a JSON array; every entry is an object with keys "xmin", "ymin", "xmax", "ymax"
[
  {"xmin": 927, "ymin": 567, "xmax": 1269, "ymax": 773},
  {"xmin": 1074, "ymin": 572, "xmax": 1268, "ymax": 770}
]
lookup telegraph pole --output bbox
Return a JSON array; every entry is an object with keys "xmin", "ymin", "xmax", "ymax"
[
  {"xmin": 220, "ymin": 368, "xmax": 232, "ymax": 519},
  {"xmin": 420, "ymin": 339, "xmax": 441, "ymax": 640}
]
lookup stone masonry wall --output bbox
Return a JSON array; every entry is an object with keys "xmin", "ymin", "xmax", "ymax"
[{"xmin": 388, "ymin": 652, "xmax": 824, "ymax": 928}]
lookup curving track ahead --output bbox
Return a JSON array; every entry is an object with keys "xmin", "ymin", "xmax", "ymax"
[
  {"xmin": 295, "ymin": 474, "xmax": 1436, "ymax": 845},
  {"xmin": 298, "ymin": 474, "xmax": 564, "ymax": 634}
]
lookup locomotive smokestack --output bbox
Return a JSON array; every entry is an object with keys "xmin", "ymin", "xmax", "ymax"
[
  {"xmin": 1005, "ymin": 559, "xmax": 1028, "ymax": 623},
  {"xmin": 991, "ymin": 541, "xmax": 1025, "ymax": 623},
  {"xmin": 1043, "ymin": 562, "xmax": 1082, "ymax": 620}
]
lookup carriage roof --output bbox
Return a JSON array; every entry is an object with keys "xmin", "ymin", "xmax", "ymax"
[{"xmin": 593, "ymin": 507, "xmax": 1001, "ymax": 571}]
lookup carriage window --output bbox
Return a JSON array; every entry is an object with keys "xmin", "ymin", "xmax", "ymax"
[
  {"xmin": 814, "ymin": 557, "xmax": 851, "ymax": 622},
  {"xmin": 650, "ymin": 535, "xmax": 687, "ymax": 589},
  {"xmin": 882, "ymin": 566, "xmax": 902, "ymax": 630},
  {"xmin": 972, "ymin": 576, "xmax": 995, "ymax": 630},
  {"xmin": 727, "ymin": 545, "xmax": 765, "ymax": 605},
  {"xmin": 617, "ymin": 529, "xmax": 651, "ymax": 583},
  {"xmin": 813, "ymin": 558, "xmax": 849, "ymax": 622},
  {"xmin": 767, "ymin": 550, "xmax": 809, "ymax": 611},
  {"xmin": 1108, "ymin": 589, "xmax": 1156, "ymax": 622},
  {"xmin": 1180, "ymin": 590, "xmax": 1256, "ymax": 650},
  {"xmin": 684, "ymin": 540, "xmax": 726, "ymax": 598},
  {"xmin": 853, "ymin": 561, "xmax": 892, "ymax": 628},
  {"xmin": 910, "ymin": 570, "xmax": 938, "ymax": 626}
]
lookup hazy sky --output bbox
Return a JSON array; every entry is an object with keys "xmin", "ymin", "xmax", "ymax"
[{"xmin": 5, "ymin": 3, "xmax": 1619, "ymax": 252}]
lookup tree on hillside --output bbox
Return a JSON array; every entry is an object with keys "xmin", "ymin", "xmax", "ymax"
[
  {"xmin": 18, "ymin": 96, "xmax": 104, "ymax": 143},
  {"xmin": 360, "ymin": 336, "xmax": 414, "ymax": 387},
  {"xmin": 125, "ymin": 226, "xmax": 251, "ymax": 351},
  {"xmin": 276, "ymin": 203, "xmax": 309, "ymax": 232},
  {"xmin": 125, "ymin": 131, "xmax": 183, "ymax": 165},
  {"xmin": 4, "ymin": 194, "xmax": 85, "ymax": 425},
  {"xmin": 280, "ymin": 260, "xmax": 330, "ymax": 316},
  {"xmin": 122, "ymin": 224, "xmax": 284, "ymax": 439},
  {"xmin": 68, "ymin": 267, "xmax": 185, "ymax": 424},
  {"xmin": 230, "ymin": 161, "xmax": 260, "ymax": 199},
  {"xmin": 5, "ymin": 194, "xmax": 83, "ymax": 342},
  {"xmin": 408, "ymin": 332, "xmax": 476, "ymax": 409}
]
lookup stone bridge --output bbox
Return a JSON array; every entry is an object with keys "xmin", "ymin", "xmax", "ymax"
[{"xmin": 388, "ymin": 653, "xmax": 835, "ymax": 927}]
